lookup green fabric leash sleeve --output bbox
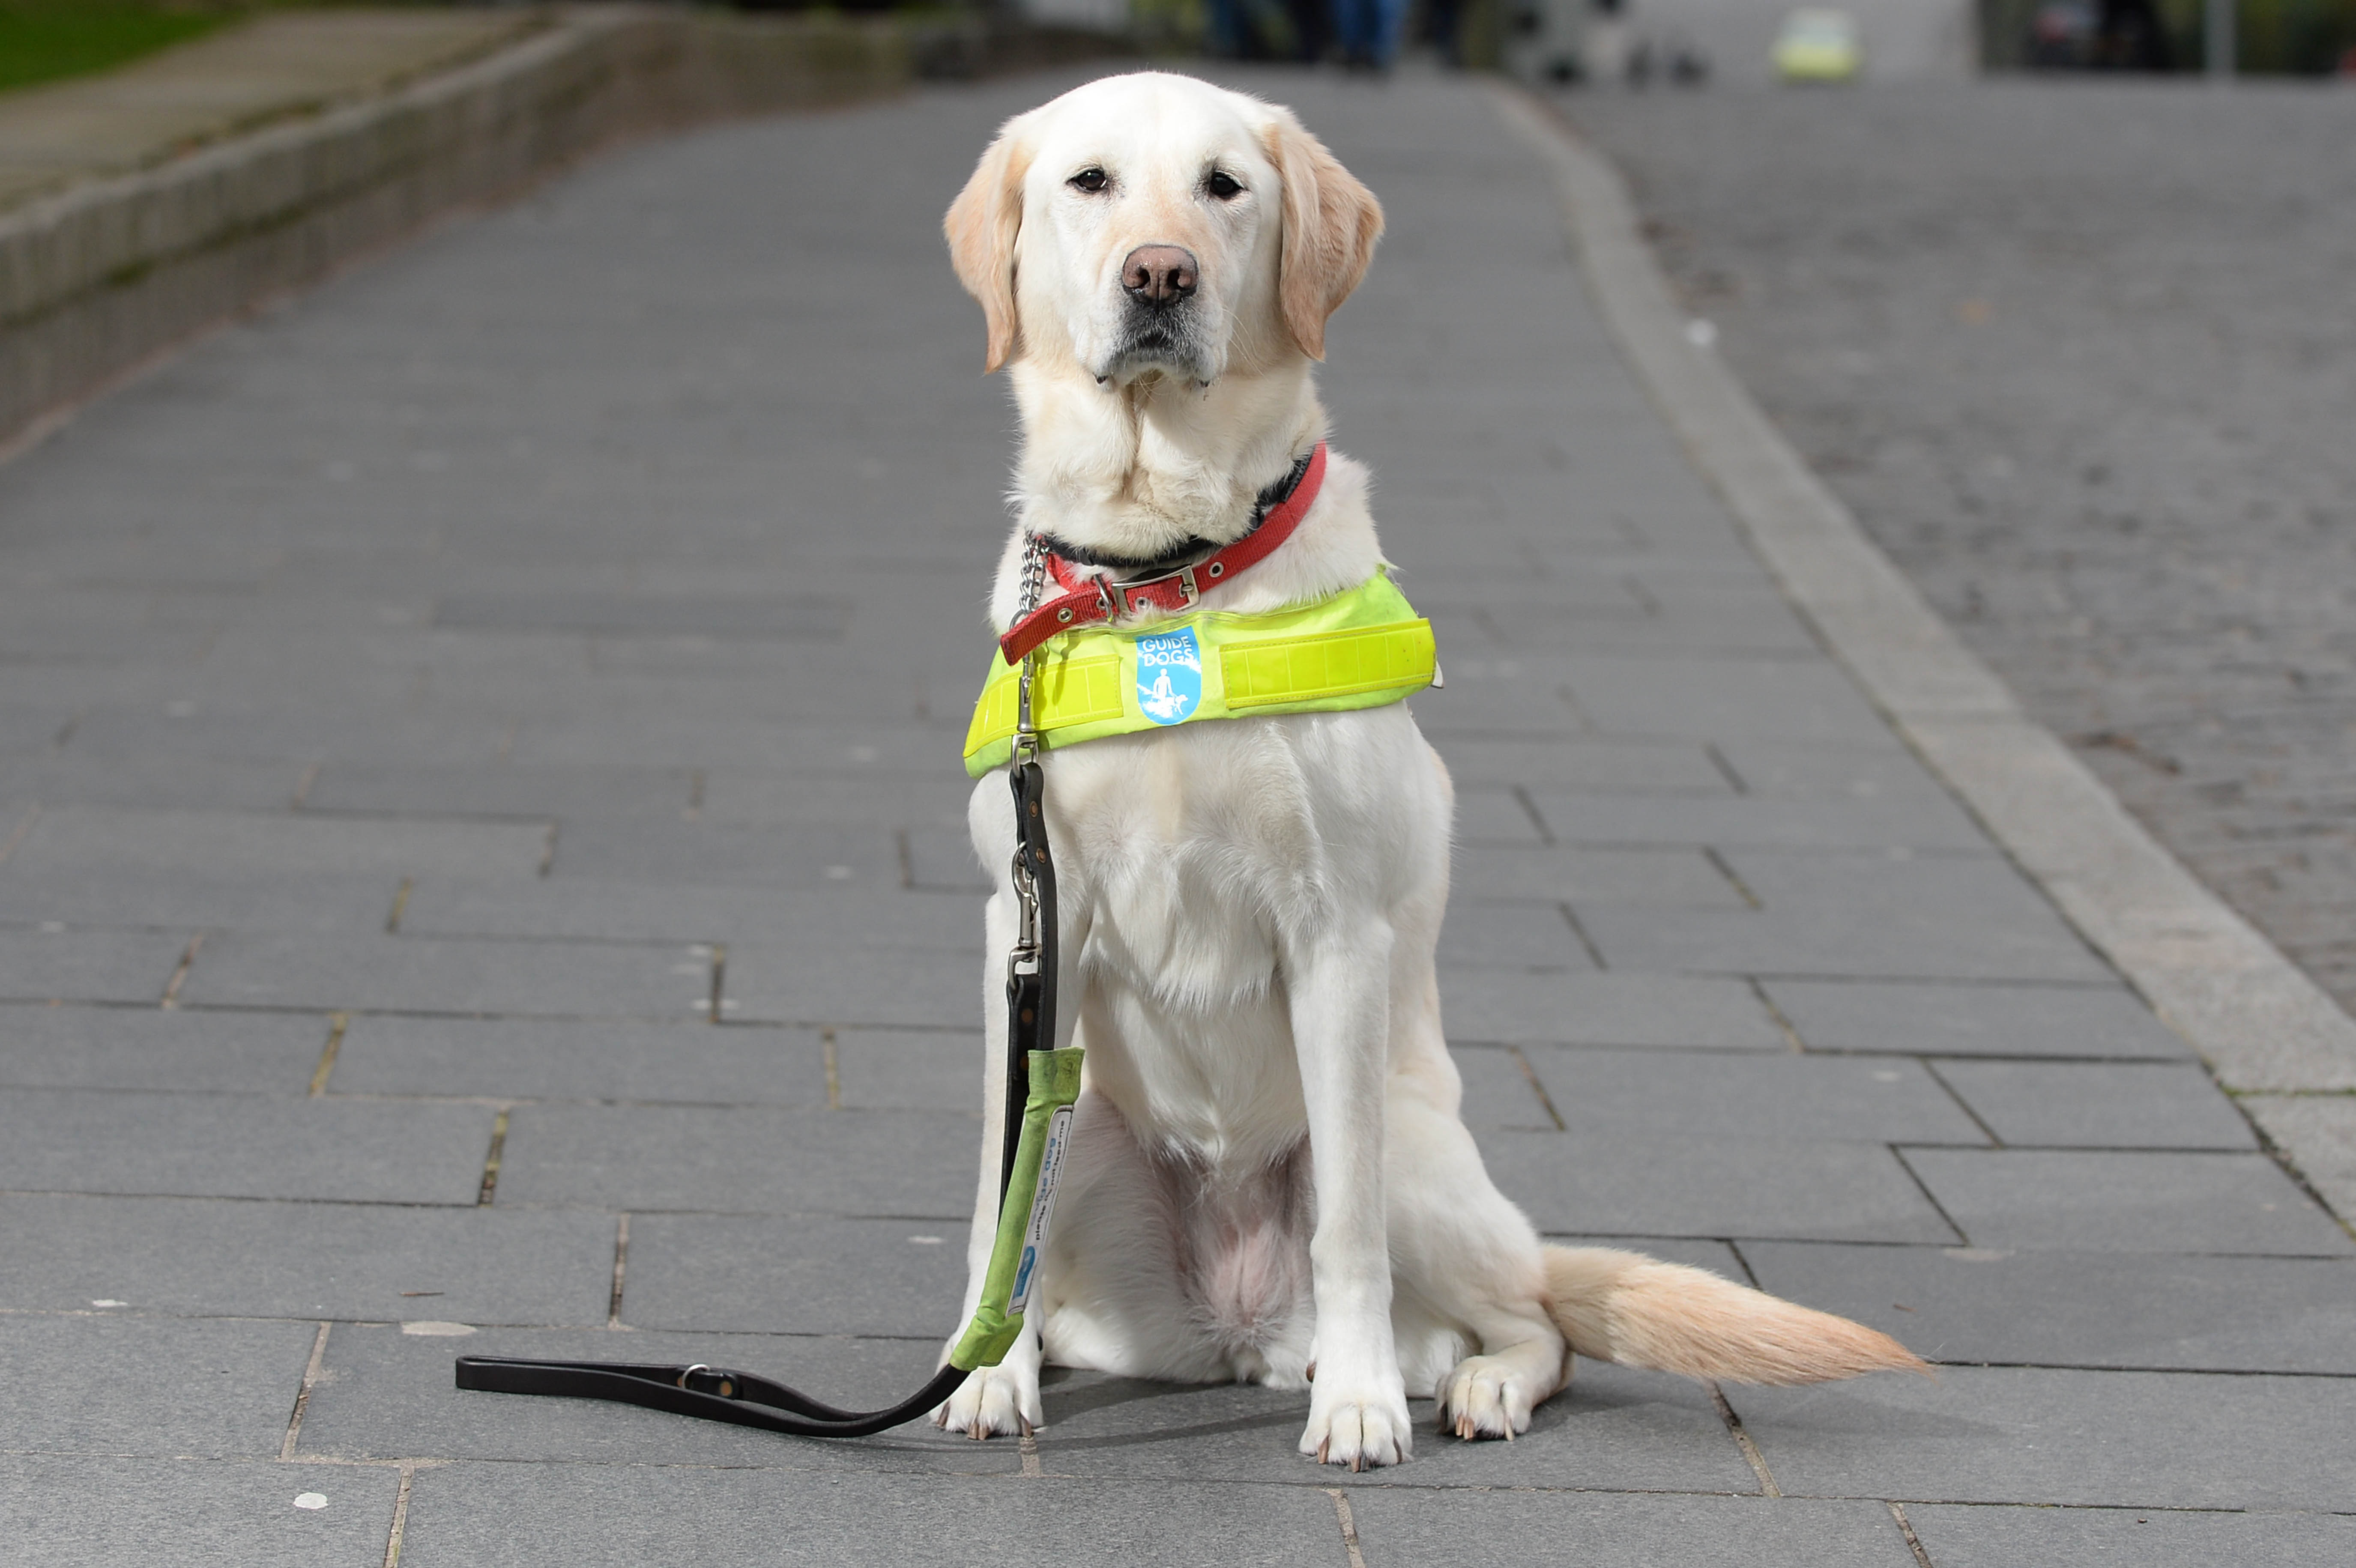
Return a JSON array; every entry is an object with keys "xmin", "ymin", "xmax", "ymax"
[{"xmin": 949, "ymin": 1046, "xmax": 1084, "ymax": 1371}]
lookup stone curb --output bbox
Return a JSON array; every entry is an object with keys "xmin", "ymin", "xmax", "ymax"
[
  {"xmin": 1486, "ymin": 87, "xmax": 2356, "ymax": 1214},
  {"xmin": 0, "ymin": 6, "xmax": 925, "ymax": 450}
]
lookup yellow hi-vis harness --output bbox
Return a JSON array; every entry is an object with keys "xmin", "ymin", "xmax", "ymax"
[{"xmin": 963, "ymin": 571, "xmax": 1437, "ymax": 777}]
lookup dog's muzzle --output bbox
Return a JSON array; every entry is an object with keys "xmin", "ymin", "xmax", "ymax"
[{"xmin": 1099, "ymin": 245, "xmax": 1214, "ymax": 384}]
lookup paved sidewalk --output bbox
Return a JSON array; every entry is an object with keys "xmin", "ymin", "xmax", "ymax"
[
  {"xmin": 0, "ymin": 8, "xmax": 538, "ymax": 212},
  {"xmin": 1, "ymin": 68, "xmax": 2351, "ymax": 1567}
]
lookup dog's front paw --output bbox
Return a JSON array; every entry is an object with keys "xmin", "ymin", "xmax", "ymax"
[
  {"xmin": 933, "ymin": 1364, "xmax": 1041, "ymax": 1440},
  {"xmin": 1435, "ymin": 1354, "xmax": 1537, "ymax": 1441},
  {"xmin": 1299, "ymin": 1379, "xmax": 1412, "ymax": 1471}
]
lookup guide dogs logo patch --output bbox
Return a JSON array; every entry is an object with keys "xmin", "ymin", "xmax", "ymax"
[{"xmin": 1134, "ymin": 627, "xmax": 1201, "ymax": 726}]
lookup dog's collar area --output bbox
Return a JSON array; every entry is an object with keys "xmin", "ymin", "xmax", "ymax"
[
  {"xmin": 1000, "ymin": 445, "xmax": 1327, "ymax": 666},
  {"xmin": 1035, "ymin": 449, "xmax": 1316, "ymax": 578}
]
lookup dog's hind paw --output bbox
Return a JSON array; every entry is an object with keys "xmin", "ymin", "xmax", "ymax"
[
  {"xmin": 1299, "ymin": 1385, "xmax": 1412, "ymax": 1471},
  {"xmin": 933, "ymin": 1365, "xmax": 1041, "ymax": 1440},
  {"xmin": 1435, "ymin": 1354, "xmax": 1537, "ymax": 1441}
]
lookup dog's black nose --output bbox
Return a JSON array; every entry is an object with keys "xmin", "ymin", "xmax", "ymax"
[{"xmin": 1122, "ymin": 245, "xmax": 1198, "ymax": 305}]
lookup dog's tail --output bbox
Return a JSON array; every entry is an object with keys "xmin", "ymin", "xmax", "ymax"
[{"xmin": 1543, "ymin": 1245, "xmax": 1928, "ymax": 1386}]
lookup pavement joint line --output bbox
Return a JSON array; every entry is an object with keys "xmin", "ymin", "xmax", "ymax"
[
  {"xmin": 1703, "ymin": 742, "xmax": 1749, "ymax": 794},
  {"xmin": 537, "ymin": 823, "xmax": 558, "ymax": 878},
  {"xmin": 1491, "ymin": 86, "xmax": 2356, "ymax": 1201},
  {"xmin": 707, "ymin": 942, "xmax": 729, "ymax": 1026},
  {"xmin": 684, "ymin": 768, "xmax": 705, "ymax": 821},
  {"xmin": 307, "ymin": 1013, "xmax": 348, "ymax": 1097},
  {"xmin": 1722, "ymin": 1239, "xmax": 1764, "ymax": 1289},
  {"xmin": 1503, "ymin": 1045, "xmax": 1567, "ymax": 1130},
  {"xmin": 475, "ymin": 1110, "xmax": 510, "ymax": 1207},
  {"xmin": 1323, "ymin": 1488, "xmax": 1369, "ymax": 1568},
  {"xmin": 157, "ymin": 931, "xmax": 205, "ymax": 1009},
  {"xmin": 1508, "ymin": 783, "xmax": 1552, "ymax": 843},
  {"xmin": 1887, "ymin": 1501, "xmax": 1938, "ymax": 1568},
  {"xmin": 1916, "ymin": 1062, "xmax": 2004, "ymax": 1147},
  {"xmin": 1706, "ymin": 1383, "xmax": 1779, "ymax": 1497},
  {"xmin": 1018, "ymin": 1431, "xmax": 1044, "ymax": 1478},
  {"xmin": 1885, "ymin": 1147, "xmax": 1970, "ymax": 1247},
  {"xmin": 1555, "ymin": 901, "xmax": 1608, "ymax": 969},
  {"xmin": 1700, "ymin": 847, "xmax": 1760, "ymax": 909},
  {"xmin": 278, "ymin": 1321, "xmax": 330, "ymax": 1461},
  {"xmin": 290, "ymin": 761, "xmax": 322, "ymax": 810},
  {"xmin": 384, "ymin": 878, "xmax": 411, "ymax": 933},
  {"xmin": 1747, "ymin": 978, "xmax": 1807, "ymax": 1054},
  {"xmin": 381, "ymin": 1460, "xmax": 416, "ymax": 1568},
  {"xmin": 823, "ymin": 1027, "xmax": 843, "ymax": 1110},
  {"xmin": 607, "ymin": 1213, "xmax": 631, "ymax": 1328},
  {"xmin": 0, "ymin": 803, "xmax": 38, "ymax": 865}
]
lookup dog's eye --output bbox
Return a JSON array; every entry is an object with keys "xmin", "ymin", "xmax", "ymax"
[
  {"xmin": 1068, "ymin": 167, "xmax": 1109, "ymax": 194},
  {"xmin": 1205, "ymin": 170, "xmax": 1243, "ymax": 200}
]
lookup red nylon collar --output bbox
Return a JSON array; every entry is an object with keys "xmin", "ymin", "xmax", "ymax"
[{"xmin": 998, "ymin": 444, "xmax": 1327, "ymax": 666}]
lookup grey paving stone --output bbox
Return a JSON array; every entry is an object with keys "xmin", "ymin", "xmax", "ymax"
[
  {"xmin": 398, "ymin": 878, "xmax": 978, "ymax": 950},
  {"xmin": 398, "ymin": 1466, "xmax": 1346, "ymax": 1568},
  {"xmin": 0, "ymin": 1004, "xmax": 327, "ymax": 1093},
  {"xmin": 901, "ymin": 827, "xmax": 993, "ymax": 893},
  {"xmin": 3, "ymin": 805, "xmax": 550, "ymax": 878},
  {"xmin": 62, "ymin": 707, "xmax": 512, "ymax": 768},
  {"xmin": 0, "ymin": 1193, "xmax": 612, "ymax": 1324},
  {"xmin": 0, "ymin": 754, "xmax": 308, "ymax": 813},
  {"xmin": 550, "ymin": 818, "xmax": 902, "ymax": 890},
  {"xmin": 1528, "ymin": 790, "xmax": 1989, "ymax": 852},
  {"xmin": 723, "ymin": 940, "xmax": 981, "ymax": 1029},
  {"xmin": 621, "ymin": 1214, "xmax": 971, "ymax": 1336},
  {"xmin": 1741, "ymin": 1242, "xmax": 2356, "ymax": 1374},
  {"xmin": 831, "ymin": 1029, "xmax": 984, "ymax": 1112},
  {"xmin": 0, "ymin": 927, "xmax": 189, "ymax": 1003},
  {"xmin": 1708, "ymin": 739, "xmax": 1978, "ymax": 808},
  {"xmin": 301, "ymin": 1323, "xmax": 1019, "ymax": 1474},
  {"xmin": 1905, "ymin": 1502, "xmax": 2356, "ymax": 1568},
  {"xmin": 1454, "ymin": 784, "xmax": 1547, "ymax": 845},
  {"xmin": 1441, "ymin": 971, "xmax": 1788, "ymax": 1049},
  {"xmin": 0, "ymin": 1454, "xmax": 400, "ymax": 1568},
  {"xmin": 303, "ymin": 763, "xmax": 694, "ymax": 819},
  {"xmin": 2244, "ymin": 1094, "xmax": 2356, "ymax": 1224},
  {"xmin": 1902, "ymin": 1149, "xmax": 2353, "ymax": 1256},
  {"xmin": 0, "ymin": 865, "xmax": 402, "ymax": 935},
  {"xmin": 1558, "ymin": 655, "xmax": 1901, "ymax": 744},
  {"xmin": 1526, "ymin": 1048, "xmax": 1987, "ymax": 1144},
  {"xmin": 1732, "ymin": 1366, "xmax": 2356, "ymax": 1510},
  {"xmin": 0, "ymin": 1089, "xmax": 492, "ymax": 1204},
  {"xmin": 434, "ymin": 589, "xmax": 850, "ymax": 641},
  {"xmin": 1580, "ymin": 852, "xmax": 2113, "ymax": 981},
  {"xmin": 1932, "ymin": 1061, "xmax": 2257, "ymax": 1150},
  {"xmin": 1483, "ymin": 1129, "xmax": 1961, "ymax": 1243},
  {"xmin": 493, "ymin": 1103, "xmax": 975, "ymax": 1217},
  {"xmin": 1031, "ymin": 1360, "xmax": 1758, "ymax": 1494},
  {"xmin": 1765, "ymin": 980, "xmax": 2193, "ymax": 1060},
  {"xmin": 178, "ymin": 932, "xmax": 714, "ymax": 1018},
  {"xmin": 1437, "ymin": 900, "xmax": 1598, "ymax": 971},
  {"xmin": 697, "ymin": 769, "xmax": 973, "ymax": 830},
  {"xmin": 330, "ymin": 1015, "xmax": 826, "ymax": 1105},
  {"xmin": 0, "ymin": 1313, "xmax": 320, "ymax": 1457},
  {"xmin": 1346, "ymin": 1491, "xmax": 1916, "ymax": 1568},
  {"xmin": 1453, "ymin": 1044, "xmax": 1561, "ymax": 1129},
  {"xmin": 1451, "ymin": 845, "xmax": 1749, "ymax": 906}
]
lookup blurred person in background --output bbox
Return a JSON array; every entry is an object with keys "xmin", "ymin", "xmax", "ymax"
[{"xmin": 1333, "ymin": 0, "xmax": 1407, "ymax": 68}]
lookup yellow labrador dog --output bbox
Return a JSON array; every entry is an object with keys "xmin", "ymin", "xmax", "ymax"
[{"xmin": 936, "ymin": 72, "xmax": 1919, "ymax": 1471}]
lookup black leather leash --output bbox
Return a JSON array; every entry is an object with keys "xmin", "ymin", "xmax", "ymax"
[{"xmin": 456, "ymin": 656, "xmax": 1062, "ymax": 1440}]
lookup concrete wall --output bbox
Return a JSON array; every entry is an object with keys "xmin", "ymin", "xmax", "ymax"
[{"xmin": 0, "ymin": 9, "xmax": 927, "ymax": 449}]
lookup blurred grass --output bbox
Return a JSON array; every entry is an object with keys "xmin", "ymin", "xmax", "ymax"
[{"xmin": 0, "ymin": 1, "xmax": 247, "ymax": 93}]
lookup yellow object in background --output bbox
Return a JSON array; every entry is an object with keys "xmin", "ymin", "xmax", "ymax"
[{"xmin": 1773, "ymin": 7, "xmax": 1864, "ymax": 80}]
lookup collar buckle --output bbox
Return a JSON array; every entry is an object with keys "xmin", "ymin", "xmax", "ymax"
[{"xmin": 1176, "ymin": 564, "xmax": 1200, "ymax": 606}]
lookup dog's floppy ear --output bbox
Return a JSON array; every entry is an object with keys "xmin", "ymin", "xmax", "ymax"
[
  {"xmin": 945, "ymin": 120, "xmax": 1034, "ymax": 374},
  {"xmin": 1259, "ymin": 109, "xmax": 1384, "ymax": 361}
]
